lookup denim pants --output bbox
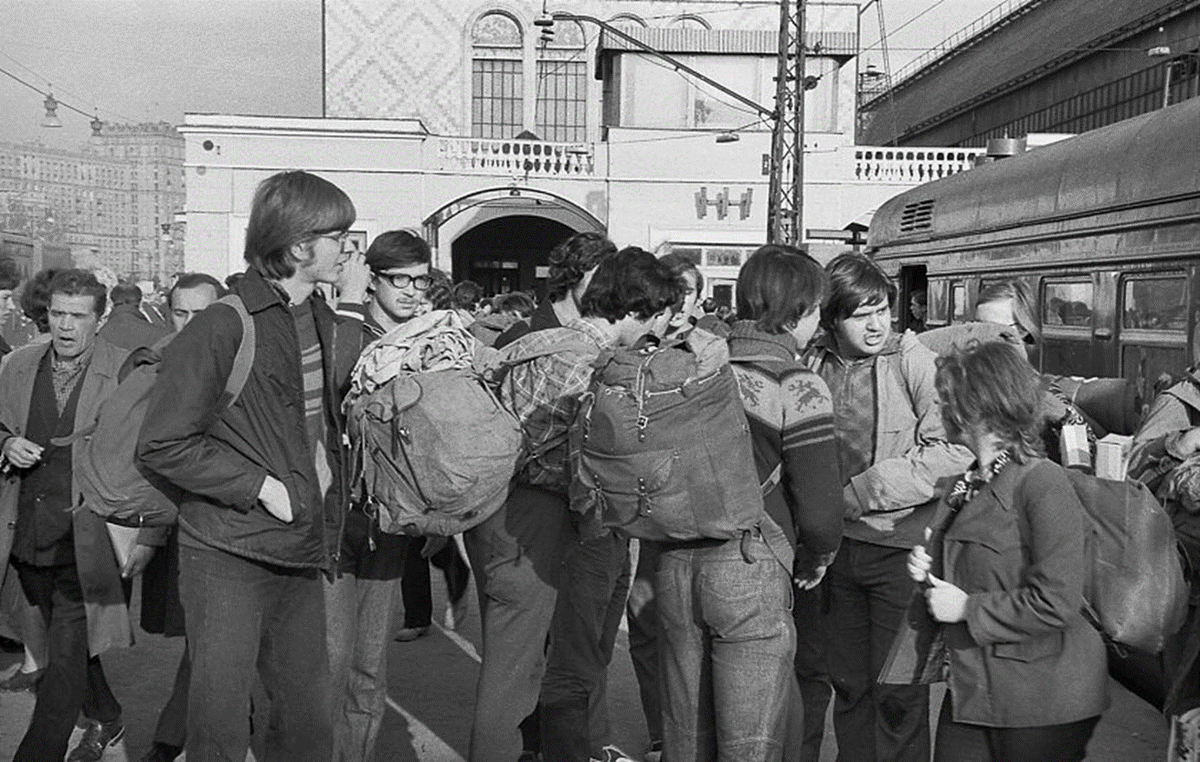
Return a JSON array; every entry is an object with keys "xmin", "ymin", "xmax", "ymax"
[
  {"xmin": 325, "ymin": 572, "xmax": 400, "ymax": 762},
  {"xmin": 825, "ymin": 539, "xmax": 929, "ymax": 762},
  {"xmin": 153, "ymin": 641, "xmax": 191, "ymax": 748},
  {"xmin": 626, "ymin": 538, "xmax": 662, "ymax": 745},
  {"xmin": 463, "ymin": 484, "xmax": 570, "ymax": 762},
  {"xmin": 14, "ymin": 562, "xmax": 122, "ymax": 762},
  {"xmin": 655, "ymin": 534, "xmax": 796, "ymax": 762},
  {"xmin": 178, "ymin": 544, "xmax": 332, "ymax": 762},
  {"xmin": 787, "ymin": 584, "xmax": 833, "ymax": 762},
  {"xmin": 540, "ymin": 528, "xmax": 631, "ymax": 762}
]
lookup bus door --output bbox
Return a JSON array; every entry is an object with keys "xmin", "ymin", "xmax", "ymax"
[{"xmin": 1118, "ymin": 270, "xmax": 1190, "ymax": 405}]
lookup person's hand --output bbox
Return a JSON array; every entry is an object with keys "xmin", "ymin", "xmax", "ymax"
[
  {"xmin": 795, "ymin": 564, "xmax": 828, "ymax": 591},
  {"xmin": 842, "ymin": 484, "xmax": 864, "ymax": 520},
  {"xmin": 338, "ymin": 248, "xmax": 371, "ymax": 305},
  {"xmin": 908, "ymin": 528, "xmax": 933, "ymax": 583},
  {"xmin": 258, "ymin": 475, "xmax": 293, "ymax": 523},
  {"xmin": 2, "ymin": 436, "xmax": 43, "ymax": 469},
  {"xmin": 121, "ymin": 544, "xmax": 156, "ymax": 579},
  {"xmin": 925, "ymin": 574, "xmax": 968, "ymax": 623},
  {"xmin": 421, "ymin": 535, "xmax": 449, "ymax": 559}
]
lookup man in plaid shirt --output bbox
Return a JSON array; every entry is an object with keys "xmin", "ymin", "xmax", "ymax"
[{"xmin": 464, "ymin": 246, "xmax": 683, "ymax": 762}]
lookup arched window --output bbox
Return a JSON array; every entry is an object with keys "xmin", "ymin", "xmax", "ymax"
[
  {"xmin": 608, "ymin": 14, "xmax": 646, "ymax": 29},
  {"xmin": 669, "ymin": 15, "xmax": 711, "ymax": 30},
  {"xmin": 471, "ymin": 12, "xmax": 524, "ymax": 139},
  {"xmin": 536, "ymin": 20, "xmax": 587, "ymax": 142}
]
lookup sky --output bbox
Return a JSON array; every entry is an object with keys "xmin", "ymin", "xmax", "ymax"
[{"xmin": 1, "ymin": 0, "xmax": 1005, "ymax": 148}]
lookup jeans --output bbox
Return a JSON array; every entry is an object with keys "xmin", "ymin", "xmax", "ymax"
[
  {"xmin": 626, "ymin": 539, "xmax": 662, "ymax": 745},
  {"xmin": 463, "ymin": 485, "xmax": 570, "ymax": 762},
  {"xmin": 325, "ymin": 572, "xmax": 400, "ymax": 762},
  {"xmin": 401, "ymin": 535, "xmax": 471, "ymax": 628},
  {"xmin": 179, "ymin": 544, "xmax": 332, "ymax": 762},
  {"xmin": 540, "ymin": 529, "xmax": 631, "ymax": 762},
  {"xmin": 825, "ymin": 539, "xmax": 929, "ymax": 762},
  {"xmin": 933, "ymin": 692, "xmax": 1100, "ymax": 762},
  {"xmin": 153, "ymin": 641, "xmax": 191, "ymax": 748},
  {"xmin": 790, "ymin": 584, "xmax": 833, "ymax": 762},
  {"xmin": 655, "ymin": 534, "xmax": 796, "ymax": 762},
  {"xmin": 14, "ymin": 562, "xmax": 122, "ymax": 762}
]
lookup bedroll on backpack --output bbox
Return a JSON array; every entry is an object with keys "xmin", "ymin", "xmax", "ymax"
[
  {"xmin": 60, "ymin": 295, "xmax": 255, "ymax": 528},
  {"xmin": 1066, "ymin": 470, "xmax": 1188, "ymax": 653},
  {"xmin": 573, "ymin": 340, "xmax": 766, "ymax": 541}
]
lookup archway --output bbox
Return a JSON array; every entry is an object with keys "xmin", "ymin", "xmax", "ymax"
[{"xmin": 451, "ymin": 215, "xmax": 575, "ymax": 299}]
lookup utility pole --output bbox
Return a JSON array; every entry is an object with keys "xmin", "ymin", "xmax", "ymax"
[{"xmin": 768, "ymin": 0, "xmax": 805, "ymax": 245}]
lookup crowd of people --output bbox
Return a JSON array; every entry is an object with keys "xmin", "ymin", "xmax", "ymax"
[{"xmin": 0, "ymin": 167, "xmax": 1196, "ymax": 762}]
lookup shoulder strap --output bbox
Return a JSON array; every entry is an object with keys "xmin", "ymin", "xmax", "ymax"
[
  {"xmin": 501, "ymin": 339, "xmax": 599, "ymax": 368},
  {"xmin": 729, "ymin": 354, "xmax": 789, "ymax": 365},
  {"xmin": 215, "ymin": 294, "xmax": 256, "ymax": 407}
]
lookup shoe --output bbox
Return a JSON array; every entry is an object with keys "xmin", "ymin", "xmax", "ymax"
[
  {"xmin": 0, "ymin": 668, "xmax": 43, "ymax": 692},
  {"xmin": 591, "ymin": 746, "xmax": 637, "ymax": 762},
  {"xmin": 644, "ymin": 740, "xmax": 663, "ymax": 762},
  {"xmin": 140, "ymin": 742, "xmax": 183, "ymax": 762},
  {"xmin": 394, "ymin": 625, "xmax": 430, "ymax": 642},
  {"xmin": 67, "ymin": 718, "xmax": 125, "ymax": 762},
  {"xmin": 517, "ymin": 753, "xmax": 541, "ymax": 762},
  {"xmin": 444, "ymin": 595, "xmax": 468, "ymax": 631}
]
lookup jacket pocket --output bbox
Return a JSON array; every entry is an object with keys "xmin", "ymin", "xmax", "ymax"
[{"xmin": 992, "ymin": 630, "xmax": 1064, "ymax": 663}]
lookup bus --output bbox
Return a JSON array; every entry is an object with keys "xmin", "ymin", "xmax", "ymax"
[{"xmin": 868, "ymin": 95, "xmax": 1200, "ymax": 406}]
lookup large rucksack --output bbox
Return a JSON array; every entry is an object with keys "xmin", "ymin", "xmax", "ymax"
[
  {"xmin": 571, "ymin": 334, "xmax": 767, "ymax": 541},
  {"xmin": 344, "ymin": 311, "xmax": 593, "ymax": 537},
  {"xmin": 58, "ymin": 295, "xmax": 256, "ymax": 527},
  {"xmin": 1064, "ymin": 470, "xmax": 1189, "ymax": 654}
]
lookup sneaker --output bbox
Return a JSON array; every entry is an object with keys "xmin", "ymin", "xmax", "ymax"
[
  {"xmin": 0, "ymin": 668, "xmax": 43, "ymax": 692},
  {"xmin": 444, "ymin": 595, "xmax": 469, "ymax": 631},
  {"xmin": 591, "ymin": 746, "xmax": 637, "ymax": 762},
  {"xmin": 644, "ymin": 740, "xmax": 664, "ymax": 762},
  {"xmin": 393, "ymin": 625, "xmax": 430, "ymax": 642},
  {"xmin": 67, "ymin": 718, "xmax": 125, "ymax": 762},
  {"xmin": 140, "ymin": 742, "xmax": 183, "ymax": 762}
]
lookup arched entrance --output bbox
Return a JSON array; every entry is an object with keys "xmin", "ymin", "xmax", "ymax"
[
  {"xmin": 423, "ymin": 187, "xmax": 605, "ymax": 300},
  {"xmin": 452, "ymin": 215, "xmax": 574, "ymax": 298}
]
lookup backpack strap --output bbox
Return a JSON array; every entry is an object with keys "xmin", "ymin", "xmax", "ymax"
[
  {"xmin": 761, "ymin": 463, "xmax": 783, "ymax": 496},
  {"xmin": 215, "ymin": 294, "xmax": 256, "ymax": 407},
  {"xmin": 729, "ymin": 354, "xmax": 789, "ymax": 365}
]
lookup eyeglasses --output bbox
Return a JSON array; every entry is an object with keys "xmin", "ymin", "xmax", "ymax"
[
  {"xmin": 376, "ymin": 272, "xmax": 433, "ymax": 291},
  {"xmin": 312, "ymin": 230, "xmax": 351, "ymax": 246}
]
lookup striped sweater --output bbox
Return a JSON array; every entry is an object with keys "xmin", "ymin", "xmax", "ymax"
[{"xmin": 728, "ymin": 322, "xmax": 843, "ymax": 573}]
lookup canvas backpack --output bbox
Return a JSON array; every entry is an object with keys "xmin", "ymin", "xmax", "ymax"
[
  {"xmin": 572, "ymin": 335, "xmax": 767, "ymax": 542},
  {"xmin": 344, "ymin": 312, "xmax": 593, "ymax": 537},
  {"xmin": 57, "ymin": 295, "xmax": 256, "ymax": 527},
  {"xmin": 1062, "ymin": 470, "xmax": 1189, "ymax": 654}
]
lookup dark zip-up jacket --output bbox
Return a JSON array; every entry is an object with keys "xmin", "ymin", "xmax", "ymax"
[{"xmin": 138, "ymin": 270, "xmax": 360, "ymax": 570}]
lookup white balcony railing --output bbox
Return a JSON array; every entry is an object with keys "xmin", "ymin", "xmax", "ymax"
[
  {"xmin": 854, "ymin": 148, "xmax": 985, "ymax": 183},
  {"xmin": 437, "ymin": 137, "xmax": 595, "ymax": 177}
]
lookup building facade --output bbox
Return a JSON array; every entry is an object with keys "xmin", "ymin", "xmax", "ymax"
[
  {"xmin": 859, "ymin": 0, "xmax": 1200, "ymax": 147},
  {"xmin": 183, "ymin": 0, "xmax": 982, "ymax": 304},
  {"xmin": 0, "ymin": 122, "xmax": 185, "ymax": 282}
]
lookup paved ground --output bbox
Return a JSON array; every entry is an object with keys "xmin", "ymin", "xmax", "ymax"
[{"xmin": 0, "ymin": 553, "xmax": 1172, "ymax": 762}]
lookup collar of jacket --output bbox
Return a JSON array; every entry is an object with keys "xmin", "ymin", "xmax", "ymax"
[
  {"xmin": 237, "ymin": 268, "xmax": 294, "ymax": 314},
  {"xmin": 728, "ymin": 320, "xmax": 799, "ymax": 359},
  {"xmin": 108, "ymin": 303, "xmax": 148, "ymax": 322},
  {"xmin": 812, "ymin": 329, "xmax": 901, "ymax": 366}
]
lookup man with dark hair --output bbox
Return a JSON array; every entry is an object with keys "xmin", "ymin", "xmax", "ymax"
[
  {"xmin": 98, "ymin": 283, "xmax": 170, "ymax": 351},
  {"xmin": 804, "ymin": 254, "xmax": 971, "ymax": 762},
  {"xmin": 0, "ymin": 268, "xmax": 160, "ymax": 762},
  {"xmin": 467, "ymin": 245, "xmax": 678, "ymax": 762},
  {"xmin": 362, "ymin": 229, "xmax": 432, "ymax": 331},
  {"xmin": 138, "ymin": 170, "xmax": 367, "ymax": 761},
  {"xmin": 0, "ymin": 256, "xmax": 22, "ymax": 356},
  {"xmin": 495, "ymin": 231, "xmax": 617, "ymax": 349},
  {"xmin": 452, "ymin": 280, "xmax": 485, "ymax": 313},
  {"xmin": 167, "ymin": 273, "xmax": 226, "ymax": 333}
]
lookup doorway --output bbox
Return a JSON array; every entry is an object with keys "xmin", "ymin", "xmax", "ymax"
[{"xmin": 451, "ymin": 215, "xmax": 577, "ymax": 300}]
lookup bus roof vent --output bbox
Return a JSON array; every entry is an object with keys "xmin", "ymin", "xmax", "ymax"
[{"xmin": 899, "ymin": 199, "xmax": 935, "ymax": 233}]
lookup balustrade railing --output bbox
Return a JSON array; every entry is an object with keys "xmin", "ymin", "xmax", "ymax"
[
  {"xmin": 437, "ymin": 137, "xmax": 595, "ymax": 177},
  {"xmin": 854, "ymin": 148, "xmax": 985, "ymax": 183}
]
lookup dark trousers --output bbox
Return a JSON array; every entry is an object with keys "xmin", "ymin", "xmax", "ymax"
[
  {"xmin": 788, "ymin": 584, "xmax": 833, "ymax": 762},
  {"xmin": 153, "ymin": 641, "xmax": 191, "ymax": 748},
  {"xmin": 178, "ymin": 544, "xmax": 332, "ymax": 762},
  {"xmin": 14, "ymin": 561, "xmax": 121, "ymax": 762},
  {"xmin": 401, "ymin": 536, "xmax": 471, "ymax": 628},
  {"xmin": 933, "ymin": 692, "xmax": 1100, "ymax": 762},
  {"xmin": 826, "ymin": 539, "xmax": 929, "ymax": 762}
]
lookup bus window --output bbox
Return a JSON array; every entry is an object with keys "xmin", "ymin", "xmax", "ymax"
[
  {"xmin": 927, "ymin": 280, "xmax": 949, "ymax": 325},
  {"xmin": 1042, "ymin": 280, "xmax": 1093, "ymax": 328},
  {"xmin": 1123, "ymin": 275, "xmax": 1186, "ymax": 331},
  {"xmin": 950, "ymin": 282, "xmax": 967, "ymax": 323}
]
